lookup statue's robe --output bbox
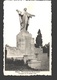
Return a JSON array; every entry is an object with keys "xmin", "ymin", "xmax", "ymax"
[{"xmin": 18, "ymin": 11, "xmax": 35, "ymax": 31}]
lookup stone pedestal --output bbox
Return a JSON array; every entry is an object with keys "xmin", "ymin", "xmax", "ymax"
[{"xmin": 16, "ymin": 31, "xmax": 34, "ymax": 55}]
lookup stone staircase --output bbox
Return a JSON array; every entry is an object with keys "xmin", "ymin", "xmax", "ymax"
[{"xmin": 27, "ymin": 48, "xmax": 49, "ymax": 70}]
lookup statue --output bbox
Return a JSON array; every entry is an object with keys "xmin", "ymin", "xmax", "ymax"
[{"xmin": 16, "ymin": 8, "xmax": 35, "ymax": 31}]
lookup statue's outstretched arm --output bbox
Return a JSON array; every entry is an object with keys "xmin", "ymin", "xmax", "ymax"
[
  {"xmin": 16, "ymin": 9, "xmax": 22, "ymax": 15},
  {"xmin": 28, "ymin": 13, "xmax": 35, "ymax": 18},
  {"xmin": 31, "ymin": 14, "xmax": 35, "ymax": 17}
]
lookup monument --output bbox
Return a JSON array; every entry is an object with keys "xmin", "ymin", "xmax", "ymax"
[
  {"xmin": 6, "ymin": 8, "xmax": 36, "ymax": 64},
  {"xmin": 5, "ymin": 8, "xmax": 48, "ymax": 70},
  {"xmin": 16, "ymin": 8, "xmax": 35, "ymax": 56}
]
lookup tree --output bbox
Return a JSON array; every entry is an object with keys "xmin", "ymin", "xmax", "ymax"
[{"xmin": 35, "ymin": 29, "xmax": 43, "ymax": 48}]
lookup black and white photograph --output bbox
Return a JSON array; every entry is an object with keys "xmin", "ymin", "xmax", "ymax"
[{"xmin": 3, "ymin": 0, "xmax": 52, "ymax": 76}]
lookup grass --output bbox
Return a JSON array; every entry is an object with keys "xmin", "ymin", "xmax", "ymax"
[{"xmin": 5, "ymin": 58, "xmax": 49, "ymax": 71}]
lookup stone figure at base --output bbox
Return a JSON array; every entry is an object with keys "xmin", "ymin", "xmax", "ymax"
[{"xmin": 16, "ymin": 8, "xmax": 35, "ymax": 31}]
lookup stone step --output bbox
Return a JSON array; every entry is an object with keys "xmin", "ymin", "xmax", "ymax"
[
  {"xmin": 28, "ymin": 59, "xmax": 41, "ymax": 69},
  {"xmin": 27, "ymin": 53, "xmax": 48, "ymax": 70}
]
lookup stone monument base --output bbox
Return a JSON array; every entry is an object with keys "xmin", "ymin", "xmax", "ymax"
[
  {"xmin": 5, "ymin": 31, "xmax": 48, "ymax": 70},
  {"xmin": 5, "ymin": 31, "xmax": 35, "ymax": 61},
  {"xmin": 16, "ymin": 30, "xmax": 34, "ymax": 55}
]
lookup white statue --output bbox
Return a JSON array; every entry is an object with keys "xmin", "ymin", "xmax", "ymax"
[{"xmin": 16, "ymin": 8, "xmax": 35, "ymax": 31}]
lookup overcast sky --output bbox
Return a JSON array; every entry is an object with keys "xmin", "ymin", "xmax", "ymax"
[{"xmin": 4, "ymin": 1, "xmax": 51, "ymax": 47}]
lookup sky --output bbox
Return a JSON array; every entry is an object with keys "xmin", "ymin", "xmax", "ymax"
[{"xmin": 4, "ymin": 1, "xmax": 51, "ymax": 47}]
